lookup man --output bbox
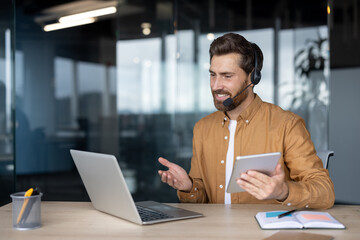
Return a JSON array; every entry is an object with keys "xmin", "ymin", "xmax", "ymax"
[{"xmin": 158, "ymin": 33, "xmax": 335, "ymax": 209}]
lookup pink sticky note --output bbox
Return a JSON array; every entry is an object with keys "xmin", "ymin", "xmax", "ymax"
[{"xmin": 300, "ymin": 214, "xmax": 332, "ymax": 221}]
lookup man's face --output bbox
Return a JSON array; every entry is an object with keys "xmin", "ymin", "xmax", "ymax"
[{"xmin": 209, "ymin": 53, "xmax": 250, "ymax": 112}]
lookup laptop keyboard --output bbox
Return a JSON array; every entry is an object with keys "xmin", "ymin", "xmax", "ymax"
[{"xmin": 136, "ymin": 205, "xmax": 172, "ymax": 222}]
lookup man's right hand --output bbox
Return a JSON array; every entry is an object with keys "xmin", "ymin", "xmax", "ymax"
[{"xmin": 158, "ymin": 157, "xmax": 193, "ymax": 192}]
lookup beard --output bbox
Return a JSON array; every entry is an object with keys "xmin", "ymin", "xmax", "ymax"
[{"xmin": 212, "ymin": 88, "xmax": 249, "ymax": 112}]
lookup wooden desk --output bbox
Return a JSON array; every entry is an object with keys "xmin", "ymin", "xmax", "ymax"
[{"xmin": 0, "ymin": 202, "xmax": 359, "ymax": 239}]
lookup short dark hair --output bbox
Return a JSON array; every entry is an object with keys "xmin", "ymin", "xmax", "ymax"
[{"xmin": 209, "ymin": 33, "xmax": 263, "ymax": 74}]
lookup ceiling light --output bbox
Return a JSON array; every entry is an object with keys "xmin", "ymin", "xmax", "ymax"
[
  {"xmin": 59, "ymin": 7, "xmax": 117, "ymax": 23},
  {"xmin": 141, "ymin": 22, "xmax": 152, "ymax": 29},
  {"xmin": 141, "ymin": 22, "xmax": 152, "ymax": 36},
  {"xmin": 44, "ymin": 18, "xmax": 96, "ymax": 32},
  {"xmin": 142, "ymin": 28, "xmax": 151, "ymax": 35},
  {"xmin": 207, "ymin": 33, "xmax": 215, "ymax": 41}
]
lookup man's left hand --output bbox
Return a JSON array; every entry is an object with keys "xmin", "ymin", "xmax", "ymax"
[{"xmin": 236, "ymin": 163, "xmax": 289, "ymax": 201}]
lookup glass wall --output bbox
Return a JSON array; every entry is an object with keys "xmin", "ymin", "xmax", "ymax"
[
  {"xmin": 0, "ymin": 0, "xmax": 15, "ymax": 206},
  {"xmin": 13, "ymin": 0, "xmax": 329, "ymax": 203},
  {"xmin": 278, "ymin": 26, "xmax": 329, "ymax": 151}
]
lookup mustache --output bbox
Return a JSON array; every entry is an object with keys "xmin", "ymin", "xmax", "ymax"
[{"xmin": 212, "ymin": 90, "xmax": 231, "ymax": 96}]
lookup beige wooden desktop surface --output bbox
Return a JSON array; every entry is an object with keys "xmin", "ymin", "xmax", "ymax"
[{"xmin": 0, "ymin": 202, "xmax": 359, "ymax": 240}]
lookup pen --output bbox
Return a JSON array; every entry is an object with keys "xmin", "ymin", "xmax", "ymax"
[
  {"xmin": 277, "ymin": 209, "xmax": 297, "ymax": 219},
  {"xmin": 16, "ymin": 188, "xmax": 34, "ymax": 224}
]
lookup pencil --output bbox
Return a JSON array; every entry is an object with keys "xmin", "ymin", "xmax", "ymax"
[
  {"xmin": 20, "ymin": 188, "xmax": 40, "ymax": 223},
  {"xmin": 16, "ymin": 188, "xmax": 34, "ymax": 224}
]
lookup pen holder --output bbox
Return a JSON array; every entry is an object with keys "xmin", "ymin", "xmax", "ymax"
[{"xmin": 10, "ymin": 191, "xmax": 43, "ymax": 230}]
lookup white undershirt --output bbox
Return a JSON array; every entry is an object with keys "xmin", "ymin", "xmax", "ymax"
[{"xmin": 225, "ymin": 120, "xmax": 237, "ymax": 204}]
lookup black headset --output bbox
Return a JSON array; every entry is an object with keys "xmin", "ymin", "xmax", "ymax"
[
  {"xmin": 250, "ymin": 44, "xmax": 261, "ymax": 85},
  {"xmin": 222, "ymin": 43, "xmax": 262, "ymax": 107}
]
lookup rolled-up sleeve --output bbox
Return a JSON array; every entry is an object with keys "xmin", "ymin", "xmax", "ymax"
[
  {"xmin": 178, "ymin": 122, "xmax": 209, "ymax": 203},
  {"xmin": 177, "ymin": 177, "xmax": 208, "ymax": 203},
  {"xmin": 279, "ymin": 116, "xmax": 335, "ymax": 209}
]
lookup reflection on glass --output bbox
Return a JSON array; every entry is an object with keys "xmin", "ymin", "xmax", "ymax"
[
  {"xmin": 0, "ymin": 0, "xmax": 15, "ymax": 206},
  {"xmin": 12, "ymin": 0, "xmax": 329, "ymax": 204},
  {"xmin": 279, "ymin": 26, "xmax": 329, "ymax": 151},
  {"xmin": 117, "ymin": 38, "xmax": 161, "ymax": 114}
]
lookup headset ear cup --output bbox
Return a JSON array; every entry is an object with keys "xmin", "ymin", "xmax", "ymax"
[
  {"xmin": 251, "ymin": 43, "xmax": 261, "ymax": 85},
  {"xmin": 252, "ymin": 69, "xmax": 261, "ymax": 85}
]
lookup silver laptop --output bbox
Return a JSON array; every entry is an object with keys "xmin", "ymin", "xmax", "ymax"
[{"xmin": 70, "ymin": 149, "xmax": 203, "ymax": 225}]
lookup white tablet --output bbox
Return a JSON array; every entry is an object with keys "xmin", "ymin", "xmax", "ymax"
[{"xmin": 226, "ymin": 152, "xmax": 281, "ymax": 193}]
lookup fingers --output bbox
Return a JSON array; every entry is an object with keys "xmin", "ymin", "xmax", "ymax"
[
  {"xmin": 158, "ymin": 157, "xmax": 177, "ymax": 188},
  {"xmin": 245, "ymin": 170, "xmax": 269, "ymax": 186},
  {"xmin": 237, "ymin": 167, "xmax": 287, "ymax": 200},
  {"xmin": 237, "ymin": 175, "xmax": 269, "ymax": 200},
  {"xmin": 158, "ymin": 170, "xmax": 166, "ymax": 182},
  {"xmin": 274, "ymin": 163, "xmax": 284, "ymax": 177},
  {"xmin": 237, "ymin": 171, "xmax": 268, "ymax": 198},
  {"xmin": 158, "ymin": 170, "xmax": 178, "ymax": 189},
  {"xmin": 237, "ymin": 178, "xmax": 264, "ymax": 199},
  {"xmin": 240, "ymin": 171, "xmax": 266, "ymax": 188},
  {"xmin": 158, "ymin": 157, "xmax": 192, "ymax": 191},
  {"xmin": 158, "ymin": 157, "xmax": 172, "ymax": 168}
]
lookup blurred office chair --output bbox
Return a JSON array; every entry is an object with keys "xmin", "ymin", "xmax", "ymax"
[{"xmin": 317, "ymin": 150, "xmax": 334, "ymax": 169}]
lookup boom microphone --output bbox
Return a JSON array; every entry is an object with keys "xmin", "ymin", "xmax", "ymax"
[{"xmin": 223, "ymin": 83, "xmax": 252, "ymax": 107}]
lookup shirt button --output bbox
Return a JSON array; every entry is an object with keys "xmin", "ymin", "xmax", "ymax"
[
  {"xmin": 221, "ymin": 160, "xmax": 224, "ymax": 164},
  {"xmin": 224, "ymin": 136, "xmax": 228, "ymax": 140},
  {"xmin": 224, "ymin": 117, "xmax": 227, "ymax": 121},
  {"xmin": 245, "ymin": 120, "xmax": 249, "ymax": 124},
  {"xmin": 190, "ymin": 195, "xmax": 194, "ymax": 197},
  {"xmin": 194, "ymin": 188, "xmax": 198, "ymax": 191},
  {"xmin": 219, "ymin": 185, "xmax": 223, "ymax": 189},
  {"xmin": 287, "ymin": 203, "xmax": 292, "ymax": 206},
  {"xmin": 305, "ymin": 205, "xmax": 309, "ymax": 208}
]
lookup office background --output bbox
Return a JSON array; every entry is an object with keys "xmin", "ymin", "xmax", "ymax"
[{"xmin": 0, "ymin": 0, "xmax": 359, "ymax": 206}]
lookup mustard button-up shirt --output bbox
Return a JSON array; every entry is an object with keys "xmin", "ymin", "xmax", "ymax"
[{"xmin": 178, "ymin": 95, "xmax": 335, "ymax": 209}]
